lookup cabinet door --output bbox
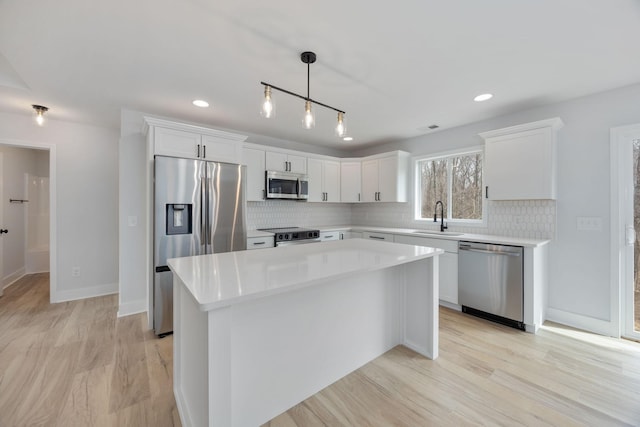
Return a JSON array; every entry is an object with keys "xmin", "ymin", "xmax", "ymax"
[
  {"xmin": 361, "ymin": 160, "xmax": 379, "ymax": 202},
  {"xmin": 265, "ymin": 152, "xmax": 288, "ymax": 172},
  {"xmin": 439, "ymin": 252, "xmax": 458, "ymax": 304},
  {"xmin": 484, "ymin": 127, "xmax": 554, "ymax": 200},
  {"xmin": 202, "ymin": 135, "xmax": 242, "ymax": 163},
  {"xmin": 323, "ymin": 160, "xmax": 341, "ymax": 202},
  {"xmin": 340, "ymin": 161, "xmax": 361, "ymax": 202},
  {"xmin": 377, "ymin": 155, "xmax": 399, "ymax": 202},
  {"xmin": 306, "ymin": 158, "xmax": 324, "ymax": 202},
  {"xmin": 154, "ymin": 127, "xmax": 201, "ymax": 159},
  {"xmin": 242, "ymin": 148, "xmax": 266, "ymax": 201},
  {"xmin": 287, "ymin": 154, "xmax": 307, "ymax": 174}
]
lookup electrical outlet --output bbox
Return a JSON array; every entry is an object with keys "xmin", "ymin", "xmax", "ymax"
[{"xmin": 72, "ymin": 267, "xmax": 80, "ymax": 277}]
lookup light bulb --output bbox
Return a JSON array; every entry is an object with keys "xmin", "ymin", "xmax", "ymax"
[
  {"xmin": 303, "ymin": 100, "xmax": 315, "ymax": 129},
  {"xmin": 261, "ymin": 86, "xmax": 275, "ymax": 118},
  {"xmin": 32, "ymin": 104, "xmax": 48, "ymax": 126},
  {"xmin": 335, "ymin": 112, "xmax": 346, "ymax": 137}
]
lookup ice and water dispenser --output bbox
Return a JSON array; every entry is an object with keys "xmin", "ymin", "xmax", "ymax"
[{"xmin": 166, "ymin": 204, "xmax": 192, "ymax": 235}]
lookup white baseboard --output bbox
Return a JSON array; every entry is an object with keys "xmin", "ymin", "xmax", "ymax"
[
  {"xmin": 546, "ymin": 307, "xmax": 615, "ymax": 336},
  {"xmin": 53, "ymin": 282, "xmax": 118, "ymax": 303},
  {"xmin": 117, "ymin": 298, "xmax": 148, "ymax": 318},
  {"xmin": 439, "ymin": 300, "xmax": 461, "ymax": 311},
  {"xmin": 3, "ymin": 267, "xmax": 26, "ymax": 290}
]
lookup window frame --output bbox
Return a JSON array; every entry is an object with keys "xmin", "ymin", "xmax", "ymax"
[{"xmin": 412, "ymin": 146, "xmax": 487, "ymax": 226}]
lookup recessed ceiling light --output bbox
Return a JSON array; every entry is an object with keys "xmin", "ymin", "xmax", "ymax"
[
  {"xmin": 474, "ymin": 93, "xmax": 493, "ymax": 102},
  {"xmin": 343, "ymin": 136, "xmax": 353, "ymax": 142},
  {"xmin": 192, "ymin": 100, "xmax": 209, "ymax": 108}
]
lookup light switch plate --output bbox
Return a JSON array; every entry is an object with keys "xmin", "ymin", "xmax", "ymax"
[
  {"xmin": 577, "ymin": 216, "xmax": 602, "ymax": 231},
  {"xmin": 128, "ymin": 216, "xmax": 138, "ymax": 227}
]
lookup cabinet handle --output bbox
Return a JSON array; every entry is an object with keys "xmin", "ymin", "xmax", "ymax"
[
  {"xmin": 358, "ymin": 193, "xmax": 360, "ymax": 202},
  {"xmin": 203, "ymin": 144, "xmax": 206, "ymax": 159},
  {"xmin": 197, "ymin": 144, "xmax": 201, "ymax": 158},
  {"xmin": 485, "ymin": 186, "xmax": 488, "ymax": 199},
  {"xmin": 263, "ymin": 189, "xmax": 266, "ymax": 199},
  {"xmin": 369, "ymin": 235, "xmax": 385, "ymax": 240},
  {"xmin": 325, "ymin": 235, "xmax": 334, "ymax": 238},
  {"xmin": 252, "ymin": 241, "xmax": 266, "ymax": 246}
]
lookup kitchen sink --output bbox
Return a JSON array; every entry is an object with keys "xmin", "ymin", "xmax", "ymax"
[{"xmin": 411, "ymin": 230, "xmax": 464, "ymax": 237}]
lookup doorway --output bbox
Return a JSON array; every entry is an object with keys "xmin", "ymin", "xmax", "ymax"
[
  {"xmin": 611, "ymin": 123, "xmax": 640, "ymax": 340},
  {"xmin": 0, "ymin": 140, "xmax": 56, "ymax": 302}
]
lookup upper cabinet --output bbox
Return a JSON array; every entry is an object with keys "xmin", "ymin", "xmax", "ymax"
[
  {"xmin": 144, "ymin": 117, "xmax": 247, "ymax": 164},
  {"xmin": 481, "ymin": 118, "xmax": 563, "ymax": 200},
  {"xmin": 307, "ymin": 157, "xmax": 341, "ymax": 202},
  {"xmin": 340, "ymin": 160, "xmax": 362, "ymax": 203},
  {"xmin": 265, "ymin": 151, "xmax": 307, "ymax": 174},
  {"xmin": 361, "ymin": 151, "xmax": 410, "ymax": 202},
  {"xmin": 242, "ymin": 147, "xmax": 266, "ymax": 202}
]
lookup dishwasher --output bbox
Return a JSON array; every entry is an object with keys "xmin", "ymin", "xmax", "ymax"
[{"xmin": 458, "ymin": 241, "xmax": 525, "ymax": 330}]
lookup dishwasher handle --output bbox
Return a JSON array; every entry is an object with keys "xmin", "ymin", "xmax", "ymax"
[{"xmin": 459, "ymin": 245, "xmax": 521, "ymax": 257}]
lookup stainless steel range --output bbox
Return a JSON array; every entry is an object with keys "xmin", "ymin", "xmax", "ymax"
[{"xmin": 259, "ymin": 227, "xmax": 320, "ymax": 247}]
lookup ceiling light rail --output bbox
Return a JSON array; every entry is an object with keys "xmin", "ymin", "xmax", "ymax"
[{"xmin": 260, "ymin": 51, "xmax": 347, "ymax": 138}]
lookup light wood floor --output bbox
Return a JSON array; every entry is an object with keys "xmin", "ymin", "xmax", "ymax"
[{"xmin": 2, "ymin": 274, "xmax": 640, "ymax": 426}]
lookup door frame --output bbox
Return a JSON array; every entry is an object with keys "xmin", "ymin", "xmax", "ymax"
[
  {"xmin": 610, "ymin": 123, "xmax": 640, "ymax": 340},
  {"xmin": 0, "ymin": 139, "xmax": 57, "ymax": 302}
]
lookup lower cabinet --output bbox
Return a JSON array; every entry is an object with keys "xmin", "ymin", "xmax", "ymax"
[
  {"xmin": 393, "ymin": 235, "xmax": 459, "ymax": 305},
  {"xmin": 246, "ymin": 236, "xmax": 274, "ymax": 250}
]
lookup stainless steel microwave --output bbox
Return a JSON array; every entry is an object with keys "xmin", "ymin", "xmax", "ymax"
[{"xmin": 265, "ymin": 171, "xmax": 309, "ymax": 200}]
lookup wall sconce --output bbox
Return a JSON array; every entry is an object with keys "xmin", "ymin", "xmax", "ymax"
[{"xmin": 32, "ymin": 104, "xmax": 48, "ymax": 126}]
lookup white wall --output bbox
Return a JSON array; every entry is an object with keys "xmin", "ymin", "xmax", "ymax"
[
  {"xmin": 0, "ymin": 111, "xmax": 119, "ymax": 301},
  {"xmin": 351, "ymin": 83, "xmax": 640, "ymax": 334},
  {"xmin": 0, "ymin": 145, "xmax": 46, "ymax": 286}
]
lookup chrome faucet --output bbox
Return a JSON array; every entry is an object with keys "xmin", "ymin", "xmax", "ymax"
[{"xmin": 433, "ymin": 201, "xmax": 448, "ymax": 232}]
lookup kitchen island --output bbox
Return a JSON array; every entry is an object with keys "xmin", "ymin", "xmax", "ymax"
[{"xmin": 168, "ymin": 238, "xmax": 442, "ymax": 427}]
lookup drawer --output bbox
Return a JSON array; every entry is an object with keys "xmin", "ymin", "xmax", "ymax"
[
  {"xmin": 362, "ymin": 231, "xmax": 394, "ymax": 242},
  {"xmin": 247, "ymin": 236, "xmax": 274, "ymax": 250},
  {"xmin": 320, "ymin": 231, "xmax": 340, "ymax": 241}
]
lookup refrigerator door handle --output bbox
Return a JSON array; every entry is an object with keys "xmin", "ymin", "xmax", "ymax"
[{"xmin": 201, "ymin": 175, "xmax": 208, "ymax": 251}]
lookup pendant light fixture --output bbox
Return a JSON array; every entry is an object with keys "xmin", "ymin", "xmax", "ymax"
[
  {"xmin": 261, "ymin": 51, "xmax": 345, "ymax": 137},
  {"xmin": 32, "ymin": 104, "xmax": 48, "ymax": 126}
]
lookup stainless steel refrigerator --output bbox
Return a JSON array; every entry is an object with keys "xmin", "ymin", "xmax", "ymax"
[{"xmin": 153, "ymin": 156, "xmax": 247, "ymax": 336}]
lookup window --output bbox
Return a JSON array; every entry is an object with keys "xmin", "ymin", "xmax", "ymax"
[{"xmin": 415, "ymin": 149, "xmax": 484, "ymax": 222}]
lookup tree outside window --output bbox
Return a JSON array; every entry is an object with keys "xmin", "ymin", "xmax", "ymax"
[{"xmin": 417, "ymin": 151, "xmax": 483, "ymax": 222}]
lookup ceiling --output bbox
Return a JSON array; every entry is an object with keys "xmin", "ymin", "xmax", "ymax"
[{"xmin": 1, "ymin": 0, "xmax": 639, "ymax": 149}]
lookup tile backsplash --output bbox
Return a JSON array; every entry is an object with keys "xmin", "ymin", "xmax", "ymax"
[
  {"xmin": 247, "ymin": 201, "xmax": 351, "ymax": 230},
  {"xmin": 247, "ymin": 199, "xmax": 556, "ymax": 240}
]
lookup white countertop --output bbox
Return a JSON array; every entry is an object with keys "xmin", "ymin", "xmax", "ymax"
[
  {"xmin": 168, "ymin": 239, "xmax": 443, "ymax": 311},
  {"xmin": 313, "ymin": 225, "xmax": 549, "ymax": 247}
]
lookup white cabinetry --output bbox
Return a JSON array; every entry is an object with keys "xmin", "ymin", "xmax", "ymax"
[
  {"xmin": 242, "ymin": 147, "xmax": 266, "ymax": 201},
  {"xmin": 265, "ymin": 151, "xmax": 307, "ymax": 174},
  {"xmin": 319, "ymin": 231, "xmax": 340, "ymax": 241},
  {"xmin": 480, "ymin": 118, "xmax": 563, "ymax": 200},
  {"xmin": 394, "ymin": 235, "xmax": 459, "ymax": 305},
  {"xmin": 308, "ymin": 158, "xmax": 341, "ymax": 202},
  {"xmin": 340, "ymin": 160, "xmax": 362, "ymax": 202},
  {"xmin": 145, "ymin": 117, "xmax": 246, "ymax": 163},
  {"xmin": 362, "ymin": 231, "xmax": 394, "ymax": 242},
  {"xmin": 247, "ymin": 236, "xmax": 274, "ymax": 250},
  {"xmin": 340, "ymin": 231, "xmax": 363, "ymax": 239},
  {"xmin": 361, "ymin": 151, "xmax": 409, "ymax": 202}
]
